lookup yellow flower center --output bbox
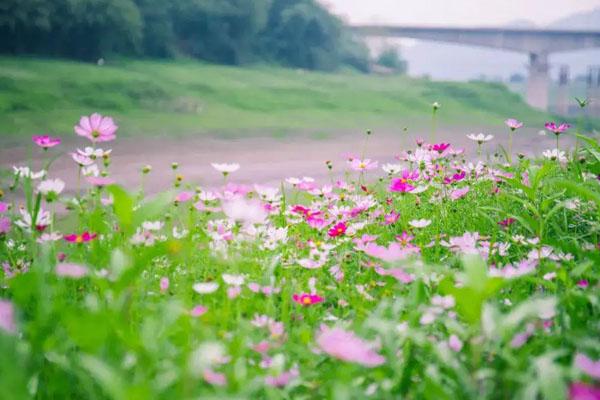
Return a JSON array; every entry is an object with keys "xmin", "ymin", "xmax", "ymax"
[{"xmin": 302, "ymin": 297, "xmax": 312, "ymax": 305}]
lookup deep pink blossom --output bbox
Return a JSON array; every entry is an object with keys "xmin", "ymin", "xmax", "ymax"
[
  {"xmin": 431, "ymin": 143, "xmax": 450, "ymax": 153},
  {"xmin": 32, "ymin": 135, "xmax": 61, "ymax": 149},
  {"xmin": 0, "ymin": 202, "xmax": 7, "ymax": 213},
  {"xmin": 316, "ymin": 326, "xmax": 385, "ymax": 367},
  {"xmin": 64, "ymin": 231, "xmax": 97, "ymax": 244},
  {"xmin": 569, "ymin": 382, "xmax": 600, "ymax": 400},
  {"xmin": 292, "ymin": 293, "xmax": 324, "ymax": 306},
  {"xmin": 328, "ymin": 222, "xmax": 347, "ymax": 238},
  {"xmin": 498, "ymin": 218, "xmax": 516, "ymax": 227},
  {"xmin": 545, "ymin": 122, "xmax": 570, "ymax": 135},
  {"xmin": 75, "ymin": 113, "xmax": 118, "ymax": 142}
]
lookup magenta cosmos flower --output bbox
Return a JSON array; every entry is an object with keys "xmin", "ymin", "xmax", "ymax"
[
  {"xmin": 75, "ymin": 113, "xmax": 118, "ymax": 142},
  {"xmin": 328, "ymin": 221, "xmax": 347, "ymax": 238},
  {"xmin": 545, "ymin": 122, "xmax": 570, "ymax": 136},
  {"xmin": 64, "ymin": 231, "xmax": 97, "ymax": 244},
  {"xmin": 316, "ymin": 326, "xmax": 385, "ymax": 367},
  {"xmin": 505, "ymin": 119, "xmax": 523, "ymax": 130},
  {"xmin": 292, "ymin": 293, "xmax": 324, "ymax": 306},
  {"xmin": 32, "ymin": 135, "xmax": 61, "ymax": 149},
  {"xmin": 569, "ymin": 382, "xmax": 600, "ymax": 400}
]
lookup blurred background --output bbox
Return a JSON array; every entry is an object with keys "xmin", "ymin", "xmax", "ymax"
[{"xmin": 1, "ymin": 0, "xmax": 600, "ymax": 187}]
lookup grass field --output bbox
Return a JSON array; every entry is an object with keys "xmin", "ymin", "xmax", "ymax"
[{"xmin": 0, "ymin": 57, "xmax": 561, "ymax": 141}]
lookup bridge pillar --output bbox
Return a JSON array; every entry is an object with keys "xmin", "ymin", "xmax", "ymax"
[
  {"xmin": 587, "ymin": 66, "xmax": 600, "ymax": 117},
  {"xmin": 526, "ymin": 53, "xmax": 549, "ymax": 111}
]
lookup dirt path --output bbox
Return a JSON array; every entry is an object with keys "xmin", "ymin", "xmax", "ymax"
[{"xmin": 1, "ymin": 127, "xmax": 571, "ymax": 195}]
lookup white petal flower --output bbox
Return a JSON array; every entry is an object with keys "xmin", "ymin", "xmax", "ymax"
[
  {"xmin": 409, "ymin": 219, "xmax": 431, "ymax": 228},
  {"xmin": 466, "ymin": 133, "xmax": 494, "ymax": 143},
  {"xmin": 193, "ymin": 282, "xmax": 220, "ymax": 294},
  {"xmin": 222, "ymin": 274, "xmax": 245, "ymax": 286},
  {"xmin": 211, "ymin": 163, "xmax": 240, "ymax": 174},
  {"xmin": 37, "ymin": 179, "xmax": 65, "ymax": 195}
]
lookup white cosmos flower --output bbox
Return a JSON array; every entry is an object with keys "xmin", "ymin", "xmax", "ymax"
[
  {"xmin": 466, "ymin": 133, "xmax": 494, "ymax": 143},
  {"xmin": 409, "ymin": 219, "xmax": 432, "ymax": 228},
  {"xmin": 382, "ymin": 163, "xmax": 403, "ymax": 175},
  {"xmin": 254, "ymin": 185, "xmax": 281, "ymax": 202},
  {"xmin": 142, "ymin": 221, "xmax": 164, "ymax": 231},
  {"xmin": 193, "ymin": 282, "xmax": 220, "ymax": 294},
  {"xmin": 77, "ymin": 147, "xmax": 112, "ymax": 158},
  {"xmin": 198, "ymin": 191, "xmax": 218, "ymax": 202},
  {"xmin": 211, "ymin": 163, "xmax": 240, "ymax": 174},
  {"xmin": 222, "ymin": 198, "xmax": 267, "ymax": 225},
  {"xmin": 15, "ymin": 208, "xmax": 51, "ymax": 230},
  {"xmin": 71, "ymin": 153, "xmax": 95, "ymax": 166},
  {"xmin": 542, "ymin": 149, "xmax": 567, "ymax": 163},
  {"xmin": 82, "ymin": 164, "xmax": 100, "ymax": 177},
  {"xmin": 222, "ymin": 274, "xmax": 245, "ymax": 286},
  {"xmin": 37, "ymin": 179, "xmax": 65, "ymax": 195},
  {"xmin": 13, "ymin": 166, "xmax": 46, "ymax": 179}
]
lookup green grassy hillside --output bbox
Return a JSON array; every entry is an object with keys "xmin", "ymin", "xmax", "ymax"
[{"xmin": 0, "ymin": 57, "xmax": 555, "ymax": 140}]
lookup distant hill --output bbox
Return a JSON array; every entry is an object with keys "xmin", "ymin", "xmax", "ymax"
[{"xmin": 400, "ymin": 8, "xmax": 600, "ymax": 81}]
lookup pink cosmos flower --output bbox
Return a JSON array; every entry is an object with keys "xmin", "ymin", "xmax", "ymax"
[
  {"xmin": 505, "ymin": 119, "xmax": 523, "ymax": 130},
  {"xmin": 374, "ymin": 266, "xmax": 413, "ymax": 283},
  {"xmin": 265, "ymin": 367, "xmax": 300, "ymax": 387},
  {"xmin": 190, "ymin": 305, "xmax": 208, "ymax": 317},
  {"xmin": 363, "ymin": 242, "xmax": 419, "ymax": 262},
  {"xmin": 448, "ymin": 335, "xmax": 463, "ymax": 352},
  {"xmin": 569, "ymin": 382, "xmax": 600, "ymax": 400},
  {"xmin": 175, "ymin": 191, "xmax": 193, "ymax": 203},
  {"xmin": 396, "ymin": 231, "xmax": 414, "ymax": 247},
  {"xmin": 64, "ymin": 231, "xmax": 97, "ymax": 244},
  {"xmin": 450, "ymin": 186, "xmax": 470, "ymax": 201},
  {"xmin": 160, "ymin": 277, "xmax": 169, "ymax": 293},
  {"xmin": 0, "ymin": 202, "xmax": 8, "ymax": 213},
  {"xmin": 203, "ymin": 369, "xmax": 227, "ymax": 386},
  {"xmin": 383, "ymin": 211, "xmax": 400, "ymax": 225},
  {"xmin": 292, "ymin": 293, "xmax": 324, "ymax": 306},
  {"xmin": 349, "ymin": 158, "xmax": 378, "ymax": 172},
  {"xmin": 0, "ymin": 300, "xmax": 16, "ymax": 334},
  {"xmin": 316, "ymin": 326, "xmax": 385, "ymax": 367},
  {"xmin": 577, "ymin": 280, "xmax": 589, "ymax": 289},
  {"xmin": 0, "ymin": 217, "xmax": 10, "ymax": 235},
  {"xmin": 56, "ymin": 263, "xmax": 88, "ymax": 278},
  {"xmin": 545, "ymin": 122, "xmax": 570, "ymax": 135},
  {"xmin": 75, "ymin": 113, "xmax": 118, "ymax": 142},
  {"xmin": 574, "ymin": 353, "xmax": 600, "ymax": 379},
  {"xmin": 328, "ymin": 222, "xmax": 347, "ymax": 238},
  {"xmin": 32, "ymin": 135, "xmax": 61, "ymax": 149},
  {"xmin": 389, "ymin": 169, "xmax": 419, "ymax": 193},
  {"xmin": 87, "ymin": 176, "xmax": 116, "ymax": 187}
]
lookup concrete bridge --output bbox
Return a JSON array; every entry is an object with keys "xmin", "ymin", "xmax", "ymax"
[{"xmin": 350, "ymin": 25, "xmax": 600, "ymax": 110}]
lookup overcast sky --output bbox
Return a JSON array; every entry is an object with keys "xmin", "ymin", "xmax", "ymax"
[{"xmin": 319, "ymin": 0, "xmax": 600, "ymax": 26}]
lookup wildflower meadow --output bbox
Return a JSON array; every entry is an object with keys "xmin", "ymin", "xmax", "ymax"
[{"xmin": 1, "ymin": 111, "xmax": 599, "ymax": 400}]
